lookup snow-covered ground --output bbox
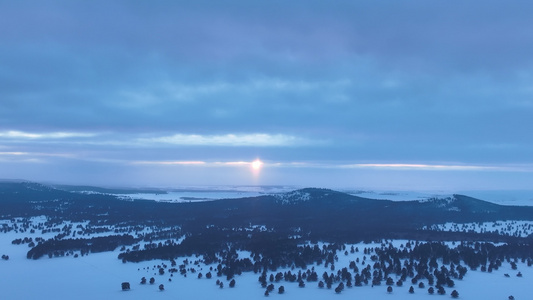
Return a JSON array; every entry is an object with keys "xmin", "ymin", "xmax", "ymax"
[
  {"xmin": 0, "ymin": 216, "xmax": 185, "ymax": 257},
  {"xmin": 114, "ymin": 186, "xmax": 295, "ymax": 202},
  {"xmin": 1, "ymin": 231, "xmax": 530, "ymax": 300},
  {"xmin": 343, "ymin": 190, "xmax": 453, "ymax": 202},
  {"xmin": 116, "ymin": 187, "xmax": 446, "ymax": 203},
  {"xmin": 422, "ymin": 220, "xmax": 533, "ymax": 238},
  {"xmin": 117, "ymin": 190, "xmax": 263, "ymax": 202},
  {"xmin": 112, "ymin": 186, "xmax": 533, "ymax": 207},
  {"xmin": 345, "ymin": 189, "xmax": 533, "ymax": 206},
  {"xmin": 3, "ymin": 186, "xmax": 533, "ymax": 298},
  {"xmin": 457, "ymin": 190, "xmax": 533, "ymax": 206}
]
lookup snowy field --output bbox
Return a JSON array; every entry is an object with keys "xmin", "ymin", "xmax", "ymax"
[
  {"xmin": 114, "ymin": 186, "xmax": 295, "ymax": 203},
  {"xmin": 456, "ymin": 190, "xmax": 533, "ymax": 207},
  {"xmin": 112, "ymin": 186, "xmax": 533, "ymax": 207},
  {"xmin": 117, "ymin": 191, "xmax": 263, "ymax": 203},
  {"xmin": 1, "ymin": 231, "xmax": 530, "ymax": 300},
  {"xmin": 344, "ymin": 190, "xmax": 453, "ymax": 202},
  {"xmin": 116, "ymin": 187, "xmax": 448, "ymax": 203},
  {"xmin": 345, "ymin": 189, "xmax": 533, "ymax": 206},
  {"xmin": 3, "ymin": 187, "xmax": 533, "ymax": 299},
  {"xmin": 422, "ymin": 221, "xmax": 533, "ymax": 238}
]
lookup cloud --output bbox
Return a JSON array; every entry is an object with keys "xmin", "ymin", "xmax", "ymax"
[
  {"xmin": 0, "ymin": 130, "xmax": 96, "ymax": 140},
  {"xmin": 1, "ymin": 1, "xmax": 533, "ymax": 189},
  {"xmin": 130, "ymin": 160, "xmax": 257, "ymax": 167},
  {"xmin": 131, "ymin": 160, "xmax": 206, "ymax": 166},
  {"xmin": 339, "ymin": 163, "xmax": 504, "ymax": 171},
  {"xmin": 263, "ymin": 161, "xmax": 533, "ymax": 173},
  {"xmin": 138, "ymin": 133, "xmax": 311, "ymax": 147},
  {"xmin": 0, "ymin": 151, "xmax": 29, "ymax": 156},
  {"xmin": 0, "ymin": 151, "xmax": 75, "ymax": 159}
]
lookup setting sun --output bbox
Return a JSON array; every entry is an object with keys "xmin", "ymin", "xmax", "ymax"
[{"xmin": 251, "ymin": 159, "xmax": 263, "ymax": 170}]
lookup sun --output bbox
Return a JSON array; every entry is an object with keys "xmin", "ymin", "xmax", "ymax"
[{"xmin": 251, "ymin": 159, "xmax": 263, "ymax": 170}]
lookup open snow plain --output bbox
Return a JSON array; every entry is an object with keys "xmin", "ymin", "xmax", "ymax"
[
  {"xmin": 113, "ymin": 185, "xmax": 295, "ymax": 203},
  {"xmin": 1, "ymin": 231, "xmax": 531, "ymax": 300}
]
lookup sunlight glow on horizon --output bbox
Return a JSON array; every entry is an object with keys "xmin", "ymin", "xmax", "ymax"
[{"xmin": 252, "ymin": 159, "xmax": 263, "ymax": 170}]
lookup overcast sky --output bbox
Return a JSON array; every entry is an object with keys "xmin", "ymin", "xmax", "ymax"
[{"xmin": 1, "ymin": 1, "xmax": 532, "ymax": 190}]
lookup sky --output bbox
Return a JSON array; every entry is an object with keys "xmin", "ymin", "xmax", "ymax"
[{"xmin": 1, "ymin": 1, "xmax": 533, "ymax": 191}]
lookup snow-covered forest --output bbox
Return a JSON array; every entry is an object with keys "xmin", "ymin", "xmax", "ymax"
[{"xmin": 1, "ymin": 182, "xmax": 533, "ymax": 299}]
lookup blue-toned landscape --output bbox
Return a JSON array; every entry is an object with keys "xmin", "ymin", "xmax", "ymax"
[
  {"xmin": 2, "ymin": 181, "xmax": 533, "ymax": 299},
  {"xmin": 1, "ymin": 1, "xmax": 533, "ymax": 299}
]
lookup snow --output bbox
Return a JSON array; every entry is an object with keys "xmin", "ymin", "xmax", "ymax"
[
  {"xmin": 344, "ymin": 189, "xmax": 533, "ymax": 206},
  {"xmin": 3, "ymin": 186, "xmax": 533, "ymax": 299},
  {"xmin": 274, "ymin": 190, "xmax": 311, "ymax": 205},
  {"xmin": 116, "ymin": 191, "xmax": 260, "ymax": 202},
  {"xmin": 344, "ymin": 190, "xmax": 453, "ymax": 202},
  {"xmin": 457, "ymin": 190, "xmax": 533, "ymax": 206},
  {"xmin": 113, "ymin": 186, "xmax": 296, "ymax": 202},
  {"xmin": 1, "ymin": 231, "xmax": 531, "ymax": 300},
  {"xmin": 83, "ymin": 185, "xmax": 533, "ymax": 207},
  {"xmin": 422, "ymin": 220, "xmax": 533, "ymax": 238}
]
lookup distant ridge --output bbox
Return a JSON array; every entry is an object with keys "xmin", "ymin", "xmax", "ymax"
[
  {"xmin": 2, "ymin": 181, "xmax": 533, "ymax": 243},
  {"xmin": 52, "ymin": 184, "xmax": 168, "ymax": 195},
  {"xmin": 0, "ymin": 178, "xmax": 31, "ymax": 183}
]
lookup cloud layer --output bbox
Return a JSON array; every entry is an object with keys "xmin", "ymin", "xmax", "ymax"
[{"xmin": 1, "ymin": 1, "xmax": 532, "ymax": 189}]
